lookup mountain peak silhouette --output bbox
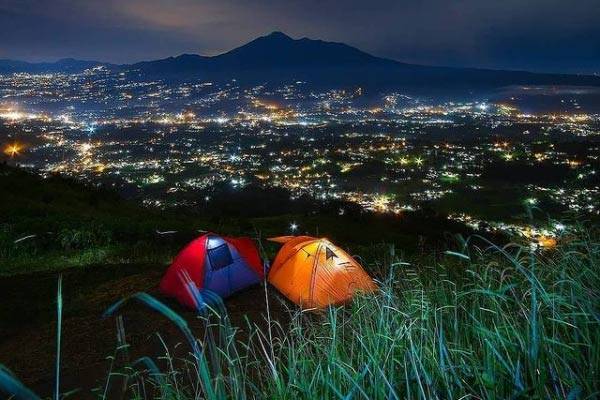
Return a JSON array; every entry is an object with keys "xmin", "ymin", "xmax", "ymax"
[{"xmin": 2, "ymin": 32, "xmax": 599, "ymax": 92}]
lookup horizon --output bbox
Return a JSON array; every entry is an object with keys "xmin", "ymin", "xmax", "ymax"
[
  {"xmin": 1, "ymin": 0, "xmax": 599, "ymax": 75},
  {"xmin": 1, "ymin": 30, "xmax": 598, "ymax": 77}
]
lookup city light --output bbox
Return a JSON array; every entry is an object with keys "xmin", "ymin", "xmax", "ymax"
[{"xmin": 3, "ymin": 142, "xmax": 23, "ymax": 157}]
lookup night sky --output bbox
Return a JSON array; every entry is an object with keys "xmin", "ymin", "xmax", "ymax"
[{"xmin": 1, "ymin": 0, "xmax": 598, "ymax": 74}]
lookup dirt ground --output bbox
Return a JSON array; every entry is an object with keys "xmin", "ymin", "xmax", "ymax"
[{"xmin": 0, "ymin": 263, "xmax": 290, "ymax": 398}]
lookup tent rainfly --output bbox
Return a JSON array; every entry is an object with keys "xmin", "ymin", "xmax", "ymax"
[{"xmin": 268, "ymin": 236, "xmax": 377, "ymax": 309}]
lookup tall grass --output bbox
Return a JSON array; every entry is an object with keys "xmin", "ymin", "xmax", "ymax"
[
  {"xmin": 55, "ymin": 274, "xmax": 63, "ymax": 400},
  {"xmin": 1, "ymin": 231, "xmax": 598, "ymax": 399},
  {"xmin": 259, "ymin": 243, "xmax": 599, "ymax": 399},
  {"xmin": 108, "ymin": 231, "xmax": 600, "ymax": 399}
]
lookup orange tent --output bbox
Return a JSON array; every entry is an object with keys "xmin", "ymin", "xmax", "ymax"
[{"xmin": 268, "ymin": 236, "xmax": 377, "ymax": 309}]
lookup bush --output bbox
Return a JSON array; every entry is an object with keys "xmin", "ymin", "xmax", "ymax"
[{"xmin": 58, "ymin": 226, "xmax": 112, "ymax": 251}]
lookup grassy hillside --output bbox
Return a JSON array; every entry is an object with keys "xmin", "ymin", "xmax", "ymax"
[
  {"xmin": 0, "ymin": 164, "xmax": 598, "ymax": 399},
  {"xmin": 0, "ymin": 164, "xmax": 202, "ymax": 274},
  {"xmin": 0, "ymin": 225, "xmax": 597, "ymax": 399}
]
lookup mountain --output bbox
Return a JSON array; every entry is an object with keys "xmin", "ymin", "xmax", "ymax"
[
  {"xmin": 2, "ymin": 32, "xmax": 599, "ymax": 93},
  {"xmin": 126, "ymin": 32, "xmax": 386, "ymax": 75},
  {"xmin": 0, "ymin": 58, "xmax": 111, "ymax": 74},
  {"xmin": 122, "ymin": 32, "xmax": 600, "ymax": 92},
  {"xmin": 210, "ymin": 31, "xmax": 384, "ymax": 68}
]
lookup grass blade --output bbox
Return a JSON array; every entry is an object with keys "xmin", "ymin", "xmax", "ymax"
[{"xmin": 55, "ymin": 274, "xmax": 63, "ymax": 400}]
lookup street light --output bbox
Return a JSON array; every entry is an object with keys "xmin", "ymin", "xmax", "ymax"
[{"xmin": 3, "ymin": 142, "xmax": 22, "ymax": 158}]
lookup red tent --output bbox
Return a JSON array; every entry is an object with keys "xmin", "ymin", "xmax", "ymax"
[{"xmin": 160, "ymin": 233, "xmax": 264, "ymax": 308}]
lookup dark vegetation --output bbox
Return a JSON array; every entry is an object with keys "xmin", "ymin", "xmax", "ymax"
[
  {"xmin": 482, "ymin": 161, "xmax": 573, "ymax": 184},
  {"xmin": 1, "ymin": 165, "xmax": 196, "ymax": 274},
  {"xmin": 0, "ymin": 164, "xmax": 474, "ymax": 275}
]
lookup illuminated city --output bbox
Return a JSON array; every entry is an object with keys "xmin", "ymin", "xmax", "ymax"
[{"xmin": 1, "ymin": 67, "xmax": 599, "ymax": 247}]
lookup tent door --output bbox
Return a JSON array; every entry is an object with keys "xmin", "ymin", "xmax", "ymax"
[{"xmin": 203, "ymin": 244, "xmax": 260, "ymax": 297}]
